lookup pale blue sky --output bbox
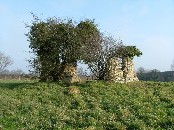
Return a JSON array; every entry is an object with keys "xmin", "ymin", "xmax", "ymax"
[{"xmin": 0, "ymin": 0, "xmax": 174, "ymax": 72}]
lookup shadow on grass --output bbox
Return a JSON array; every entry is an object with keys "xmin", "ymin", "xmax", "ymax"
[{"xmin": 0, "ymin": 82, "xmax": 38, "ymax": 89}]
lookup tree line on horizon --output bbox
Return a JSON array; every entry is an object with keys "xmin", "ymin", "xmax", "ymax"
[
  {"xmin": 0, "ymin": 50, "xmax": 174, "ymax": 82},
  {"xmin": 137, "ymin": 67, "xmax": 174, "ymax": 82}
]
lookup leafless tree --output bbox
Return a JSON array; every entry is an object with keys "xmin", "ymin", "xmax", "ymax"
[
  {"xmin": 84, "ymin": 35, "xmax": 123, "ymax": 80},
  {"xmin": 0, "ymin": 52, "xmax": 13, "ymax": 73}
]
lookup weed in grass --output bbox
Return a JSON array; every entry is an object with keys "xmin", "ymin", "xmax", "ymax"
[{"xmin": 0, "ymin": 80, "xmax": 174, "ymax": 129}]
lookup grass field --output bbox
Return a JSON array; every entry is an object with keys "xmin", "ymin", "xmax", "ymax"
[{"xmin": 0, "ymin": 80, "xmax": 174, "ymax": 130}]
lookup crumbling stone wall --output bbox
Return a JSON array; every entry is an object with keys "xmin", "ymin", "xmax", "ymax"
[
  {"xmin": 122, "ymin": 58, "xmax": 139, "ymax": 83},
  {"xmin": 62, "ymin": 64, "xmax": 80, "ymax": 84},
  {"xmin": 104, "ymin": 57, "xmax": 124, "ymax": 83},
  {"xmin": 62, "ymin": 56, "xmax": 138, "ymax": 84},
  {"xmin": 105, "ymin": 57, "xmax": 139, "ymax": 83}
]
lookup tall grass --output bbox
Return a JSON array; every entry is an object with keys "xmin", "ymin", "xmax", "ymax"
[{"xmin": 0, "ymin": 80, "xmax": 174, "ymax": 129}]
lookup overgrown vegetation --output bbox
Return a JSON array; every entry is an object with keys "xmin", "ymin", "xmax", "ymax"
[
  {"xmin": 26, "ymin": 16, "xmax": 101, "ymax": 81},
  {"xmin": 26, "ymin": 15, "xmax": 142, "ymax": 82},
  {"xmin": 1, "ymin": 80, "xmax": 174, "ymax": 129}
]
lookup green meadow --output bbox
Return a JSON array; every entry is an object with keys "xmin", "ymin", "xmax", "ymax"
[{"xmin": 1, "ymin": 80, "xmax": 174, "ymax": 130}]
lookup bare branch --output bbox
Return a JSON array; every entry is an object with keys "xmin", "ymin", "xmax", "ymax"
[{"xmin": 0, "ymin": 52, "xmax": 13, "ymax": 72}]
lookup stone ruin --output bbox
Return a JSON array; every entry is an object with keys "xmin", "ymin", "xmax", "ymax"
[
  {"xmin": 104, "ymin": 57, "xmax": 124, "ymax": 83},
  {"xmin": 104, "ymin": 57, "xmax": 139, "ymax": 83},
  {"xmin": 63, "ymin": 57, "xmax": 138, "ymax": 84},
  {"xmin": 62, "ymin": 64, "xmax": 80, "ymax": 84}
]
